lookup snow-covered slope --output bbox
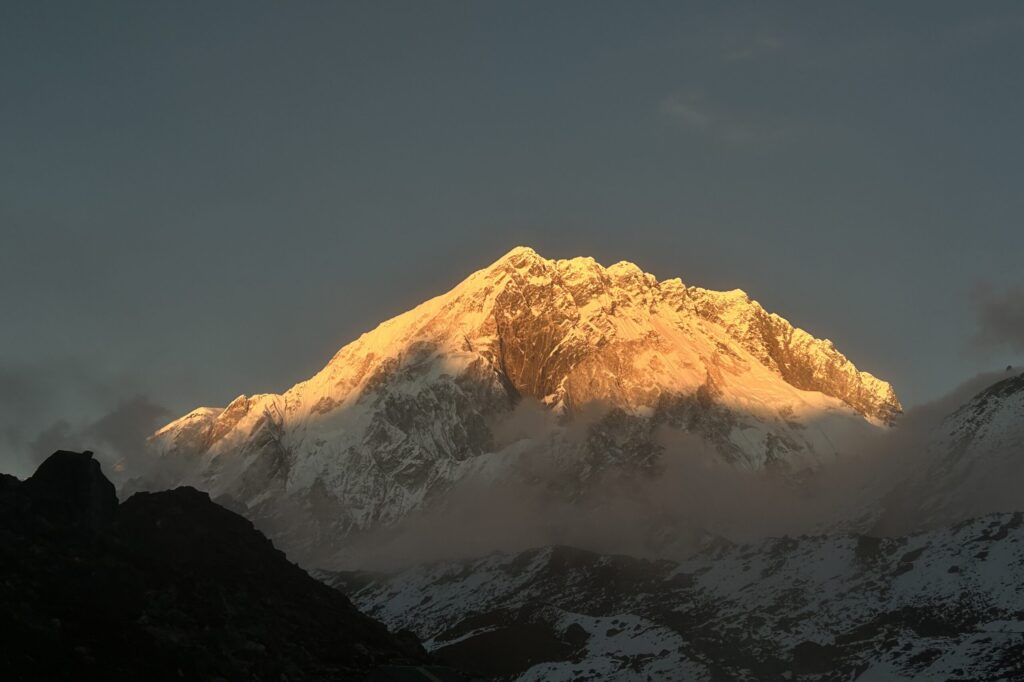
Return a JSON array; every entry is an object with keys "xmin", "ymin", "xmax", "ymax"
[
  {"xmin": 882, "ymin": 371, "xmax": 1024, "ymax": 531},
  {"xmin": 145, "ymin": 247, "xmax": 900, "ymax": 561},
  {"xmin": 322, "ymin": 513, "xmax": 1024, "ymax": 681}
]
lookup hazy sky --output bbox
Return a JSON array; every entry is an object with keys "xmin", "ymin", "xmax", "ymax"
[{"xmin": 3, "ymin": 2, "xmax": 1023, "ymax": 475}]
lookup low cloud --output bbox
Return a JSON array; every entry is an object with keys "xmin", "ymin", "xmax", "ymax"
[
  {"xmin": 83, "ymin": 395, "xmax": 171, "ymax": 474},
  {"xmin": 971, "ymin": 283, "xmax": 1024, "ymax": 353},
  {"xmin": 0, "ymin": 368, "xmax": 42, "ymax": 474},
  {"xmin": 328, "ymin": 371, "xmax": 1015, "ymax": 571},
  {"xmin": 28, "ymin": 420, "xmax": 82, "ymax": 465},
  {"xmin": 0, "ymin": 363, "xmax": 79, "ymax": 477},
  {"xmin": 22, "ymin": 395, "xmax": 172, "ymax": 486},
  {"xmin": 0, "ymin": 359, "xmax": 170, "ymax": 484}
]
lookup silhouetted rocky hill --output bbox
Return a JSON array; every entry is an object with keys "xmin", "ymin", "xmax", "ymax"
[{"xmin": 0, "ymin": 450, "xmax": 438, "ymax": 681}]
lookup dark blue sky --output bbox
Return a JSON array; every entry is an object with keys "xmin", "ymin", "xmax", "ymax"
[{"xmin": 2, "ymin": 2, "xmax": 1023, "ymax": 474}]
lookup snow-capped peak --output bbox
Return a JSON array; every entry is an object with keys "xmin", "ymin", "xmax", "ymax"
[
  {"xmin": 300, "ymin": 245, "xmax": 899, "ymax": 421},
  {"xmin": 146, "ymin": 247, "xmax": 901, "ymax": 561}
]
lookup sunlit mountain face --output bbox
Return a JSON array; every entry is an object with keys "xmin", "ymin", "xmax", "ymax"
[{"xmin": 140, "ymin": 247, "xmax": 900, "ymax": 565}]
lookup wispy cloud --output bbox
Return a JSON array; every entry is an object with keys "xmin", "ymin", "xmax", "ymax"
[
  {"xmin": 659, "ymin": 92, "xmax": 789, "ymax": 146},
  {"xmin": 722, "ymin": 33, "xmax": 784, "ymax": 62},
  {"xmin": 660, "ymin": 93, "xmax": 714, "ymax": 130},
  {"xmin": 0, "ymin": 360, "xmax": 169, "ymax": 480},
  {"xmin": 24, "ymin": 395, "xmax": 171, "ymax": 483}
]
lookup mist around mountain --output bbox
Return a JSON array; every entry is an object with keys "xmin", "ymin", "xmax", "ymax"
[
  {"xmin": 133, "ymin": 249, "xmax": 1023, "ymax": 573},
  {"xmin": 299, "ymin": 367, "xmax": 1024, "ymax": 571},
  {"xmin": 315, "ymin": 370, "xmax": 1024, "ymax": 681},
  {"xmin": 139, "ymin": 247, "xmax": 912, "ymax": 567}
]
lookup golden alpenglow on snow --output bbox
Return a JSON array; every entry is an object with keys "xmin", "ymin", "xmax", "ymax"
[{"xmin": 146, "ymin": 247, "xmax": 900, "ymax": 562}]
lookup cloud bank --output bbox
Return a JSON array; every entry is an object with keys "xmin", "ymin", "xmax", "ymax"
[{"xmin": 324, "ymin": 371, "xmax": 1015, "ymax": 571}]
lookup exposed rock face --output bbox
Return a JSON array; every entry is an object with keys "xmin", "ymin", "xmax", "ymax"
[
  {"xmin": 687, "ymin": 287, "xmax": 901, "ymax": 423},
  {"xmin": 146, "ymin": 247, "xmax": 900, "ymax": 562},
  {"xmin": 324, "ymin": 514, "xmax": 1024, "ymax": 681},
  {"xmin": 0, "ymin": 451, "xmax": 432, "ymax": 681}
]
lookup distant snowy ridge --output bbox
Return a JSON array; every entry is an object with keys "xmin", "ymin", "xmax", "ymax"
[
  {"xmin": 323, "ymin": 512, "xmax": 1024, "ymax": 681},
  {"xmin": 883, "ymin": 371, "xmax": 1024, "ymax": 532}
]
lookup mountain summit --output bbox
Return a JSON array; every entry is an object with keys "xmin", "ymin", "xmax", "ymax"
[{"xmin": 147, "ymin": 247, "xmax": 900, "ymax": 560}]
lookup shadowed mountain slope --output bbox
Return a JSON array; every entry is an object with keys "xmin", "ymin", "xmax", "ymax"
[{"xmin": 0, "ymin": 451, "xmax": 436, "ymax": 681}]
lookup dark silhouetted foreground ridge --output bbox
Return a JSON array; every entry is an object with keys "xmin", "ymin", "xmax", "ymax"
[{"xmin": 0, "ymin": 450, "xmax": 445, "ymax": 681}]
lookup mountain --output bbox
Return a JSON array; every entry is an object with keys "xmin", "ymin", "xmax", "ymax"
[
  {"xmin": 0, "ymin": 450, "xmax": 441, "ymax": 681},
  {"xmin": 145, "ymin": 247, "xmax": 900, "ymax": 563},
  {"xmin": 880, "ymin": 370, "xmax": 1024, "ymax": 532},
  {"xmin": 320, "ymin": 513, "xmax": 1024, "ymax": 681}
]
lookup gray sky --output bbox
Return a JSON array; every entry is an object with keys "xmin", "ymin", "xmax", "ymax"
[{"xmin": 2, "ymin": 2, "xmax": 1023, "ymax": 476}]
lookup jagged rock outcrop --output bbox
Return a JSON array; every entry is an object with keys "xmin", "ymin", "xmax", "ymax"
[
  {"xmin": 146, "ymin": 247, "xmax": 900, "ymax": 562},
  {"xmin": 686, "ymin": 287, "xmax": 900, "ymax": 423},
  {"xmin": 0, "ymin": 451, "xmax": 433, "ymax": 681}
]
